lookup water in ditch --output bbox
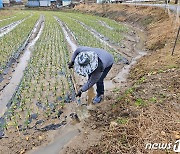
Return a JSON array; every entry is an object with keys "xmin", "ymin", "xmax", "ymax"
[
  {"xmin": 106, "ymin": 26, "xmax": 147, "ymax": 88},
  {"xmin": 28, "ymin": 124, "xmax": 80, "ymax": 154}
]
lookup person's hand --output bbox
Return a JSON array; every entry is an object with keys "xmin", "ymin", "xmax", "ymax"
[
  {"xmin": 68, "ymin": 61, "xmax": 74, "ymax": 69},
  {"xmin": 76, "ymin": 89, "xmax": 82, "ymax": 97}
]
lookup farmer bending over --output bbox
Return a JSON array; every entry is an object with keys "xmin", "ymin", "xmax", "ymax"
[{"xmin": 68, "ymin": 46, "xmax": 114, "ymax": 104}]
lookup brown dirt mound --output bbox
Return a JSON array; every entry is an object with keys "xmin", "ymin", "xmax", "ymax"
[{"xmin": 85, "ymin": 68, "xmax": 180, "ymax": 154}]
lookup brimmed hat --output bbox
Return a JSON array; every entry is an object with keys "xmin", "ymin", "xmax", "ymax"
[{"xmin": 74, "ymin": 51, "xmax": 98, "ymax": 77}]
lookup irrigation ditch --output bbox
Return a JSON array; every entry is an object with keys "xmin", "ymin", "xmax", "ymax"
[
  {"xmin": 0, "ymin": 15, "xmax": 45, "ymax": 136},
  {"xmin": 98, "ymin": 20, "xmax": 114, "ymax": 30}
]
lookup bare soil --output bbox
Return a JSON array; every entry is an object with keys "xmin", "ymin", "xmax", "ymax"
[{"xmin": 60, "ymin": 3, "xmax": 180, "ymax": 154}]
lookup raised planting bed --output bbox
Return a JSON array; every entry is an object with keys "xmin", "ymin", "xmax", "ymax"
[{"xmin": 0, "ymin": 12, "xmax": 40, "ymax": 72}]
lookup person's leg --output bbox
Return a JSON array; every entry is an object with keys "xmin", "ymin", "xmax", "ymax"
[{"xmin": 96, "ymin": 65, "xmax": 112, "ymax": 96}]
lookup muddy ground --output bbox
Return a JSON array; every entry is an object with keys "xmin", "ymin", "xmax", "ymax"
[{"xmin": 60, "ymin": 4, "xmax": 180, "ymax": 154}]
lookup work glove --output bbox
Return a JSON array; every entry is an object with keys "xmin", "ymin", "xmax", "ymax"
[
  {"xmin": 76, "ymin": 89, "xmax": 82, "ymax": 97},
  {"xmin": 68, "ymin": 61, "xmax": 74, "ymax": 69}
]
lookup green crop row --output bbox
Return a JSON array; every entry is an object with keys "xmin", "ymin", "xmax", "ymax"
[
  {"xmin": 64, "ymin": 12, "xmax": 128, "ymax": 45},
  {"xmin": 0, "ymin": 11, "xmax": 31, "ymax": 29},
  {"xmin": 0, "ymin": 12, "xmax": 40, "ymax": 71},
  {"xmin": 3, "ymin": 13, "xmax": 74, "ymax": 131}
]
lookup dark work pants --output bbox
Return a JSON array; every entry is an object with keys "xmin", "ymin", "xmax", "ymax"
[{"xmin": 96, "ymin": 65, "xmax": 112, "ymax": 96}]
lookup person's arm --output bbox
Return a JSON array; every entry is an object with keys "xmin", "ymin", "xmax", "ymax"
[{"xmin": 81, "ymin": 67, "xmax": 103, "ymax": 92}]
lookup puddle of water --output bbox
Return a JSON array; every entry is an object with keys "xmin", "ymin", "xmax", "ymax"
[
  {"xmin": 75, "ymin": 104, "xmax": 90, "ymax": 121},
  {"xmin": 0, "ymin": 16, "xmax": 44, "ymax": 117},
  {"xmin": 0, "ymin": 47, "xmax": 31, "ymax": 116},
  {"xmin": 29, "ymin": 128, "xmax": 80, "ymax": 154},
  {"xmin": 104, "ymin": 80, "xmax": 116, "ymax": 90},
  {"xmin": 113, "ymin": 51, "xmax": 146, "ymax": 83}
]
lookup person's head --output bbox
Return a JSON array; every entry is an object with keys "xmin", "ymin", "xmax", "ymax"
[{"xmin": 74, "ymin": 51, "xmax": 98, "ymax": 77}]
